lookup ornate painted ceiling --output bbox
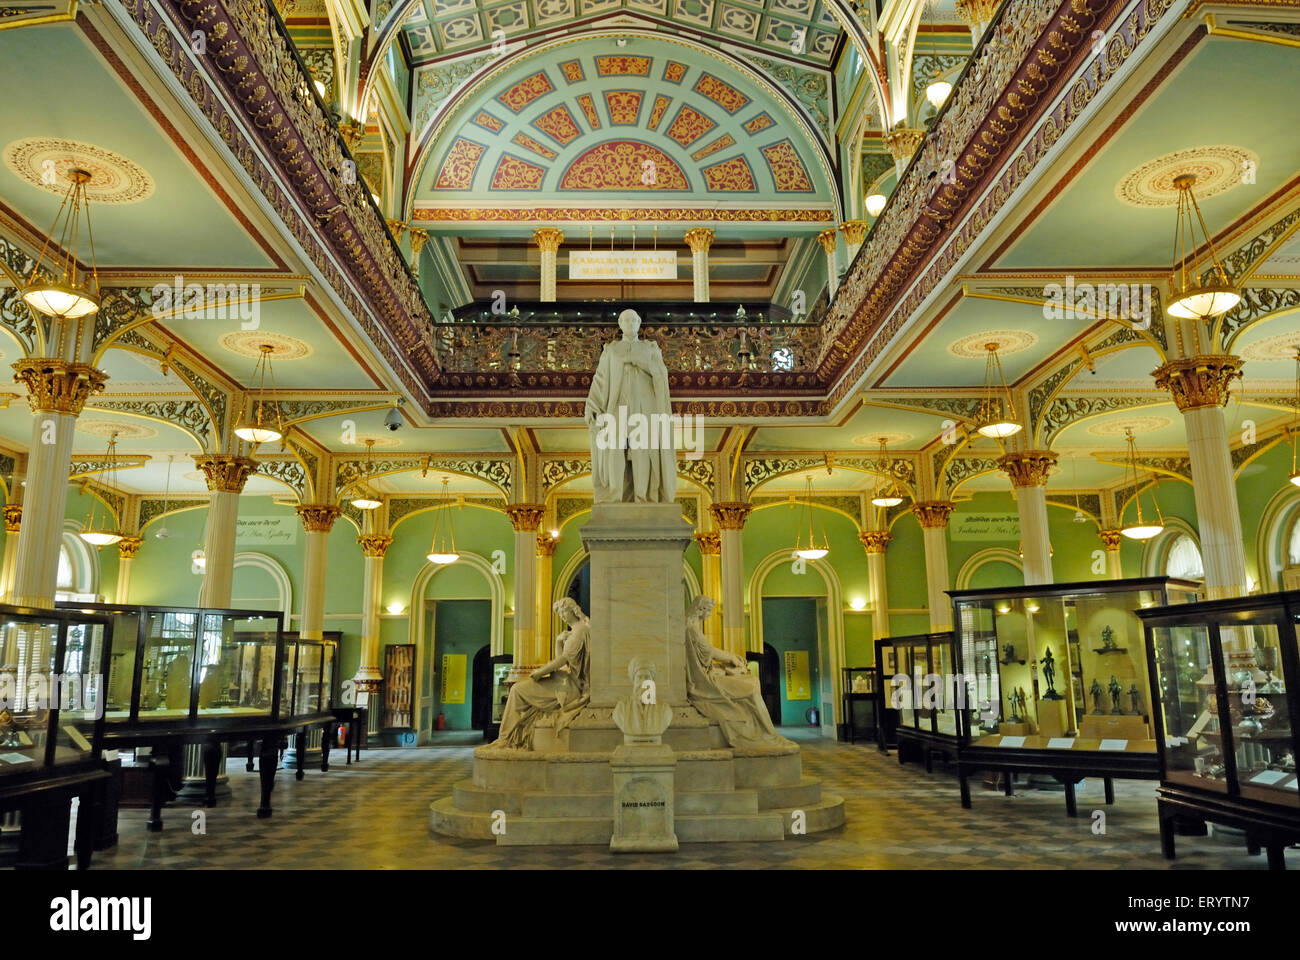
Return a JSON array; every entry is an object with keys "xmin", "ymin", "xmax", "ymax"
[
  {"xmin": 0, "ymin": 0, "xmax": 1298, "ymax": 524},
  {"xmin": 409, "ymin": 33, "xmax": 838, "ymax": 227}
]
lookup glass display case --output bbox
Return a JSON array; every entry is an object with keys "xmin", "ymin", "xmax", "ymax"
[
  {"xmin": 944, "ymin": 577, "xmax": 1200, "ymax": 814},
  {"xmin": 0, "ymin": 605, "xmax": 112, "ymax": 775},
  {"xmin": 874, "ymin": 633, "xmax": 963, "ymax": 765},
  {"xmin": 1137, "ymin": 591, "xmax": 1300, "ymax": 868},
  {"xmin": 53, "ymin": 602, "xmax": 333, "ymax": 728},
  {"xmin": 840, "ymin": 666, "xmax": 877, "ymax": 744}
]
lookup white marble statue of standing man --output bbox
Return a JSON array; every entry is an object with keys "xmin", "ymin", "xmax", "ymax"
[{"xmin": 584, "ymin": 309, "xmax": 677, "ymax": 504}]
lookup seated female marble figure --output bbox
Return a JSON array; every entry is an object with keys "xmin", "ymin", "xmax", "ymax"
[
  {"xmin": 684, "ymin": 596, "xmax": 792, "ymax": 750},
  {"xmin": 491, "ymin": 597, "xmax": 591, "ymax": 750}
]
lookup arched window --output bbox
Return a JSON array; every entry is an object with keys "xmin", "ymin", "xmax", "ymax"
[
  {"xmin": 55, "ymin": 532, "xmax": 97, "ymax": 601},
  {"xmin": 1288, "ymin": 517, "xmax": 1300, "ymax": 568},
  {"xmin": 1165, "ymin": 533, "xmax": 1204, "ymax": 581}
]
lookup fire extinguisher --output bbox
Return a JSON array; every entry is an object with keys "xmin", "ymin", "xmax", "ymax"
[
  {"xmin": 336, "ymin": 724, "xmax": 348, "ymax": 746},
  {"xmin": 436, "ymin": 712, "xmax": 447, "ymax": 731},
  {"xmin": 806, "ymin": 707, "xmax": 820, "ymax": 727}
]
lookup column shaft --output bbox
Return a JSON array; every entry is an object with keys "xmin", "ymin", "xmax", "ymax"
[
  {"xmin": 695, "ymin": 532, "xmax": 723, "ymax": 644},
  {"xmin": 533, "ymin": 228, "xmax": 563, "ymax": 303},
  {"xmin": 12, "ymin": 412, "xmax": 76, "ymax": 607},
  {"xmin": 867, "ymin": 551, "xmax": 889, "ymax": 640},
  {"xmin": 199, "ymin": 490, "xmax": 239, "ymax": 607},
  {"xmin": 921, "ymin": 526, "xmax": 952, "ymax": 631},
  {"xmin": 1184, "ymin": 406, "xmax": 1247, "ymax": 598},
  {"xmin": 354, "ymin": 534, "xmax": 391, "ymax": 698},
  {"xmin": 709, "ymin": 502, "xmax": 751, "ymax": 657},
  {"xmin": 301, "ymin": 530, "xmax": 329, "ymax": 639},
  {"xmin": 506, "ymin": 505, "xmax": 545, "ymax": 672},
  {"xmin": 0, "ymin": 506, "xmax": 21, "ymax": 601},
  {"xmin": 1017, "ymin": 486, "xmax": 1053, "ymax": 586}
]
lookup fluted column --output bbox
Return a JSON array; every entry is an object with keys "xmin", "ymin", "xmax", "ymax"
[
  {"xmin": 817, "ymin": 228, "xmax": 839, "ymax": 299},
  {"xmin": 912, "ymin": 501, "xmax": 955, "ymax": 631},
  {"xmin": 0, "ymin": 505, "xmax": 21, "ymax": 601},
  {"xmin": 193, "ymin": 455, "xmax": 258, "ymax": 607},
  {"xmin": 709, "ymin": 502, "xmax": 752, "ymax": 657},
  {"xmin": 506, "ymin": 504, "xmax": 546, "ymax": 674},
  {"xmin": 840, "ymin": 220, "xmax": 868, "ymax": 262},
  {"xmin": 11, "ymin": 360, "xmax": 108, "ymax": 606},
  {"xmin": 114, "ymin": 536, "xmax": 143, "ymax": 603},
  {"xmin": 883, "ymin": 127, "xmax": 925, "ymax": 177},
  {"xmin": 296, "ymin": 505, "xmax": 341, "ymax": 639},
  {"xmin": 998, "ymin": 450, "xmax": 1058, "ymax": 585},
  {"xmin": 1153, "ymin": 356, "xmax": 1246, "ymax": 599},
  {"xmin": 684, "ymin": 227, "xmax": 715, "ymax": 303},
  {"xmin": 694, "ymin": 530, "xmax": 723, "ymax": 642},
  {"xmin": 533, "ymin": 228, "xmax": 564, "ymax": 303},
  {"xmin": 536, "ymin": 531, "xmax": 558, "ymax": 656},
  {"xmin": 1098, "ymin": 529, "xmax": 1124, "ymax": 580},
  {"xmin": 859, "ymin": 529, "xmax": 891, "ymax": 642},
  {"xmin": 354, "ymin": 533, "xmax": 392, "ymax": 704}
]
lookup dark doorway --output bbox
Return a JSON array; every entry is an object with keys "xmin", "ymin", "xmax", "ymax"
[
  {"xmin": 470, "ymin": 644, "xmax": 491, "ymax": 730},
  {"xmin": 566, "ymin": 557, "xmax": 591, "ymax": 615},
  {"xmin": 748, "ymin": 643, "xmax": 781, "ymax": 726}
]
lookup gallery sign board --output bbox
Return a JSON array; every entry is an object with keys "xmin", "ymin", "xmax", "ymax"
[
  {"xmin": 235, "ymin": 516, "xmax": 299, "ymax": 545},
  {"xmin": 950, "ymin": 511, "xmax": 1020, "ymax": 541},
  {"xmin": 568, "ymin": 250, "xmax": 678, "ymax": 281}
]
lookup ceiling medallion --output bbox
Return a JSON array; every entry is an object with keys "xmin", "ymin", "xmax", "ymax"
[
  {"xmin": 356, "ymin": 434, "xmax": 402, "ymax": 448},
  {"xmin": 75, "ymin": 418, "xmax": 159, "ymax": 440},
  {"xmin": 1115, "ymin": 146, "xmax": 1258, "ymax": 209},
  {"xmin": 1239, "ymin": 332, "xmax": 1300, "ymax": 362},
  {"xmin": 947, "ymin": 330, "xmax": 1038, "ymax": 359},
  {"xmin": 2, "ymin": 138, "xmax": 155, "ymax": 204},
  {"xmin": 217, "ymin": 331, "xmax": 313, "ymax": 360},
  {"xmin": 852, "ymin": 431, "xmax": 912, "ymax": 447},
  {"xmin": 1086, "ymin": 415, "xmax": 1172, "ymax": 438}
]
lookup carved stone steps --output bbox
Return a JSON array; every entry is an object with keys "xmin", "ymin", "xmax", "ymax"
[
  {"xmin": 771, "ymin": 795, "xmax": 846, "ymax": 836},
  {"xmin": 674, "ymin": 811, "xmax": 786, "ymax": 843}
]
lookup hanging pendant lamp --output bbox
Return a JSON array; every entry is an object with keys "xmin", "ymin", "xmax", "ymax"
[
  {"xmin": 1120, "ymin": 429, "xmax": 1165, "ymax": 540},
  {"xmin": 21, "ymin": 168, "xmax": 101, "ymax": 320},
  {"xmin": 870, "ymin": 438, "xmax": 905, "ymax": 508},
  {"xmin": 350, "ymin": 438, "xmax": 382, "ymax": 510},
  {"xmin": 794, "ymin": 474, "xmax": 829, "ymax": 560},
  {"xmin": 1166, "ymin": 173, "xmax": 1241, "ymax": 321},
  {"xmin": 975, "ymin": 342, "xmax": 1022, "ymax": 438},
  {"xmin": 233, "ymin": 344, "xmax": 285, "ymax": 445},
  {"xmin": 79, "ymin": 432, "xmax": 124, "ymax": 546},
  {"xmin": 426, "ymin": 477, "xmax": 460, "ymax": 564},
  {"xmin": 922, "ymin": 12, "xmax": 952, "ymax": 109}
]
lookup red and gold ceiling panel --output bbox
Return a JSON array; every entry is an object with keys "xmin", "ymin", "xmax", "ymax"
[
  {"xmin": 596, "ymin": 55, "xmax": 652, "ymax": 76},
  {"xmin": 433, "ymin": 137, "xmax": 486, "ymax": 189},
  {"xmin": 604, "ymin": 90, "xmax": 644, "ymax": 125},
  {"xmin": 646, "ymin": 95, "xmax": 671, "ymax": 130},
  {"xmin": 743, "ymin": 112, "xmax": 775, "ymax": 135},
  {"xmin": 664, "ymin": 104, "xmax": 715, "ymax": 148},
  {"xmin": 762, "ymin": 139, "xmax": 814, "ymax": 192},
  {"xmin": 559, "ymin": 141, "xmax": 689, "ymax": 191},
  {"xmin": 496, "ymin": 70, "xmax": 553, "ymax": 112},
  {"xmin": 662, "ymin": 61, "xmax": 687, "ymax": 84},
  {"xmin": 701, "ymin": 155, "xmax": 757, "ymax": 191},
  {"xmin": 472, "ymin": 111, "xmax": 505, "ymax": 133},
  {"xmin": 532, "ymin": 104, "xmax": 583, "ymax": 145},
  {"xmin": 693, "ymin": 73, "xmax": 750, "ymax": 114},
  {"xmin": 575, "ymin": 94, "xmax": 601, "ymax": 129},
  {"xmin": 490, "ymin": 153, "xmax": 547, "ymax": 190},
  {"xmin": 512, "ymin": 132, "xmax": 558, "ymax": 160},
  {"xmin": 691, "ymin": 134, "xmax": 735, "ymax": 161},
  {"xmin": 559, "ymin": 59, "xmax": 584, "ymax": 84}
]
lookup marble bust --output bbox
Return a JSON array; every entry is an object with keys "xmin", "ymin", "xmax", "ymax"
[{"xmin": 584, "ymin": 308, "xmax": 677, "ymax": 504}]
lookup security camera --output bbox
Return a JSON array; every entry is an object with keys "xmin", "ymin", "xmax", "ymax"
[{"xmin": 384, "ymin": 407, "xmax": 403, "ymax": 431}]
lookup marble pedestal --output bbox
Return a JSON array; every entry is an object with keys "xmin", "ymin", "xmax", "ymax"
[
  {"xmin": 581, "ymin": 502, "xmax": 693, "ymax": 708},
  {"xmin": 610, "ymin": 744, "xmax": 678, "ymax": 852}
]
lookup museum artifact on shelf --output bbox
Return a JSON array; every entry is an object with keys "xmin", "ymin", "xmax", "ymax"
[
  {"xmin": 0, "ymin": 604, "xmax": 114, "ymax": 869},
  {"xmin": 945, "ymin": 577, "xmax": 1199, "ymax": 815},
  {"xmin": 842, "ymin": 666, "xmax": 878, "ymax": 744},
  {"xmin": 1137, "ymin": 590, "xmax": 1300, "ymax": 870}
]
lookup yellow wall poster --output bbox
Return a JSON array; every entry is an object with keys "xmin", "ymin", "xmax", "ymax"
[
  {"xmin": 440, "ymin": 654, "xmax": 467, "ymax": 705},
  {"xmin": 784, "ymin": 650, "xmax": 811, "ymax": 701}
]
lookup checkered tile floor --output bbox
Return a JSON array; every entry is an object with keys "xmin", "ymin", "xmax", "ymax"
[{"xmin": 87, "ymin": 728, "xmax": 1295, "ymax": 869}]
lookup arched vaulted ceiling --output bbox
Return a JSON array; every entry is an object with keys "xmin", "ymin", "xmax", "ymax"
[{"xmin": 410, "ymin": 32, "xmax": 839, "ymax": 226}]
